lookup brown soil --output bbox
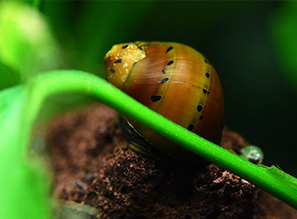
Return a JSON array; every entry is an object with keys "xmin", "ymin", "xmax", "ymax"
[{"xmin": 45, "ymin": 104, "xmax": 297, "ymax": 219}]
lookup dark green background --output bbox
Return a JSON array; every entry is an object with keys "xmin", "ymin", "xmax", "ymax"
[{"xmin": 39, "ymin": 1, "xmax": 297, "ymax": 176}]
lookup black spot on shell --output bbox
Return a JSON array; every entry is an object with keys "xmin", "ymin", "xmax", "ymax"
[
  {"xmin": 205, "ymin": 72, "xmax": 210, "ymax": 78},
  {"xmin": 204, "ymin": 59, "xmax": 208, "ymax": 63},
  {"xmin": 166, "ymin": 46, "xmax": 173, "ymax": 53},
  {"xmin": 197, "ymin": 105, "xmax": 203, "ymax": 112},
  {"xmin": 207, "ymin": 91, "xmax": 210, "ymax": 94},
  {"xmin": 151, "ymin": 96, "xmax": 162, "ymax": 102},
  {"xmin": 167, "ymin": 60, "xmax": 174, "ymax": 66},
  {"xmin": 122, "ymin": 45, "xmax": 128, "ymax": 49},
  {"xmin": 160, "ymin": 78, "xmax": 169, "ymax": 84},
  {"xmin": 188, "ymin": 124, "xmax": 194, "ymax": 131},
  {"xmin": 162, "ymin": 69, "xmax": 166, "ymax": 74},
  {"xmin": 114, "ymin": 59, "xmax": 122, "ymax": 64},
  {"xmin": 203, "ymin": 89, "xmax": 207, "ymax": 94},
  {"xmin": 138, "ymin": 46, "xmax": 143, "ymax": 50},
  {"xmin": 199, "ymin": 115, "xmax": 204, "ymax": 120},
  {"xmin": 109, "ymin": 69, "xmax": 115, "ymax": 73}
]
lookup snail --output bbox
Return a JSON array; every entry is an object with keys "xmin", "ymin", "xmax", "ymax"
[
  {"xmin": 240, "ymin": 145, "xmax": 264, "ymax": 164},
  {"xmin": 104, "ymin": 42, "xmax": 224, "ymax": 160}
]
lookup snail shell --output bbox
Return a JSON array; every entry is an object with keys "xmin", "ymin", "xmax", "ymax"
[{"xmin": 104, "ymin": 42, "xmax": 224, "ymax": 159}]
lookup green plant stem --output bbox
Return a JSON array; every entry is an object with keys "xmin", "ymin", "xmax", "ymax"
[{"xmin": 27, "ymin": 70, "xmax": 297, "ymax": 209}]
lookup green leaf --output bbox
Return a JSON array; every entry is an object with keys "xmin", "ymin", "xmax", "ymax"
[
  {"xmin": 0, "ymin": 86, "xmax": 50, "ymax": 219},
  {"xmin": 0, "ymin": 1, "xmax": 61, "ymax": 81},
  {"xmin": 0, "ymin": 61, "xmax": 21, "ymax": 90}
]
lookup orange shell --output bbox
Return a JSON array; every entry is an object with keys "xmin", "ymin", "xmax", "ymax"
[{"xmin": 104, "ymin": 42, "xmax": 224, "ymax": 159}]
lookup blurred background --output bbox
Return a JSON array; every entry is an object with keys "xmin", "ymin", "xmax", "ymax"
[{"xmin": 2, "ymin": 1, "xmax": 297, "ymax": 176}]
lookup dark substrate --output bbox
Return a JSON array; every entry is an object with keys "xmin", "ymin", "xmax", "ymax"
[{"xmin": 45, "ymin": 104, "xmax": 297, "ymax": 219}]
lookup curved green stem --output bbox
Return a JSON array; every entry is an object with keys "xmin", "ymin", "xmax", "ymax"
[{"xmin": 27, "ymin": 70, "xmax": 297, "ymax": 209}]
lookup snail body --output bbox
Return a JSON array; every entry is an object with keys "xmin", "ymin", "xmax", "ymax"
[{"xmin": 104, "ymin": 42, "xmax": 224, "ymax": 159}]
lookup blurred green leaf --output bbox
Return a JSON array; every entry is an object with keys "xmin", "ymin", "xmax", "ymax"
[
  {"xmin": 0, "ymin": 61, "xmax": 21, "ymax": 90},
  {"xmin": 271, "ymin": 1, "xmax": 297, "ymax": 91},
  {"xmin": 0, "ymin": 85, "xmax": 50, "ymax": 219},
  {"xmin": 0, "ymin": 1, "xmax": 61, "ymax": 81}
]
